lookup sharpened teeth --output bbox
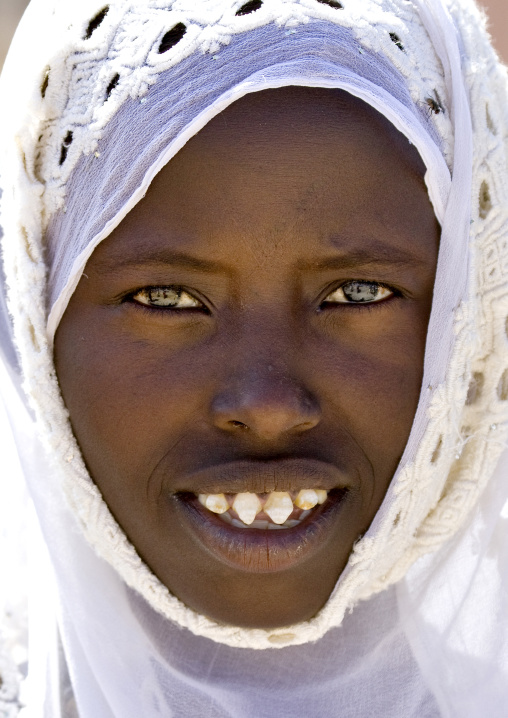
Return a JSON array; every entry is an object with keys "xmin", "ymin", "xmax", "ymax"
[
  {"xmin": 198, "ymin": 493, "xmax": 229, "ymax": 514},
  {"xmin": 315, "ymin": 490, "xmax": 327, "ymax": 504},
  {"xmin": 264, "ymin": 492, "xmax": 294, "ymax": 525},
  {"xmin": 196, "ymin": 489, "xmax": 329, "ymax": 527},
  {"xmin": 294, "ymin": 489, "xmax": 319, "ymax": 510},
  {"xmin": 232, "ymin": 493, "xmax": 262, "ymax": 525}
]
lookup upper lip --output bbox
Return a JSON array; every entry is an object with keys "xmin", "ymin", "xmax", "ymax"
[{"xmin": 174, "ymin": 458, "xmax": 355, "ymax": 495}]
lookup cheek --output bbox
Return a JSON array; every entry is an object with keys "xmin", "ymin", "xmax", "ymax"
[
  {"xmin": 310, "ymin": 307, "xmax": 428, "ymax": 473},
  {"xmin": 54, "ymin": 307, "xmax": 216, "ymax": 496}
]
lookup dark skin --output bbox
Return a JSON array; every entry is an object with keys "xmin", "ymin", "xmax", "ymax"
[{"xmin": 54, "ymin": 87, "xmax": 439, "ymax": 629}]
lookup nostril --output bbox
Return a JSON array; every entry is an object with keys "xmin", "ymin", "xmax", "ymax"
[
  {"xmin": 295, "ymin": 420, "xmax": 318, "ymax": 431},
  {"xmin": 214, "ymin": 398, "xmax": 321, "ymax": 438},
  {"xmin": 229, "ymin": 420, "xmax": 249, "ymax": 430},
  {"xmin": 212, "ymin": 373, "xmax": 321, "ymax": 439}
]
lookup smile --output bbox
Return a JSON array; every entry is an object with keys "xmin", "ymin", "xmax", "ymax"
[{"xmin": 172, "ymin": 459, "xmax": 353, "ymax": 574}]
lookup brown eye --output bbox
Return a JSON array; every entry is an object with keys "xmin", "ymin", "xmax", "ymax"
[
  {"xmin": 323, "ymin": 281, "xmax": 393, "ymax": 304},
  {"xmin": 132, "ymin": 286, "xmax": 202, "ymax": 309}
]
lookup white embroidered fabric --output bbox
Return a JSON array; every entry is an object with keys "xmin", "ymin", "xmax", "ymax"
[{"xmin": 0, "ymin": 0, "xmax": 507, "ymax": 715}]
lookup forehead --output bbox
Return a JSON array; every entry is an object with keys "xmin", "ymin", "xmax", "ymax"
[
  {"xmin": 92, "ymin": 86, "xmax": 433, "ymax": 271},
  {"xmin": 153, "ymin": 86, "xmax": 427, "ymax": 192}
]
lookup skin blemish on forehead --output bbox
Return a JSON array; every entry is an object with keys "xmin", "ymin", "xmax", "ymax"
[{"xmin": 54, "ymin": 87, "xmax": 439, "ymax": 629}]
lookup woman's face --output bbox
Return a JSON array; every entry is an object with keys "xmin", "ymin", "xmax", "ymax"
[{"xmin": 54, "ymin": 87, "xmax": 439, "ymax": 629}]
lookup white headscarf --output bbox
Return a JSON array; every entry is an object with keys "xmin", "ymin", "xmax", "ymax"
[{"xmin": 1, "ymin": 0, "xmax": 508, "ymax": 715}]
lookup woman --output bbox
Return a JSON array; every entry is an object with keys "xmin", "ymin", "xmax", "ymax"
[{"xmin": 0, "ymin": 0, "xmax": 507, "ymax": 715}]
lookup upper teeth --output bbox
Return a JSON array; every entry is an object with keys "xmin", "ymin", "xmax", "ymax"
[
  {"xmin": 295, "ymin": 489, "xmax": 326, "ymax": 510},
  {"xmin": 197, "ymin": 489, "xmax": 328, "ymax": 526},
  {"xmin": 201, "ymin": 493, "xmax": 229, "ymax": 514},
  {"xmin": 264, "ymin": 492, "xmax": 294, "ymax": 524},
  {"xmin": 232, "ymin": 493, "xmax": 262, "ymax": 525}
]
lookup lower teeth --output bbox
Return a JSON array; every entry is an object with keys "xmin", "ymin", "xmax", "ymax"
[{"xmin": 219, "ymin": 509, "xmax": 312, "ymax": 530}]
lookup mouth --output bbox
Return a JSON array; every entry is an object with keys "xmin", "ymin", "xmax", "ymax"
[
  {"xmin": 197, "ymin": 488, "xmax": 328, "ymax": 528},
  {"xmin": 171, "ymin": 459, "xmax": 353, "ymax": 574}
]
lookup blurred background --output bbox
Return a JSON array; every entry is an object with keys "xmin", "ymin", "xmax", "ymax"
[{"xmin": 0, "ymin": 0, "xmax": 507, "ymax": 71}]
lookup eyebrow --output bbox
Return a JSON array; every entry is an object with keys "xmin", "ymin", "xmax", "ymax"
[
  {"xmin": 93, "ymin": 249, "xmax": 229, "ymax": 275},
  {"xmin": 93, "ymin": 240, "xmax": 432, "ymax": 276},
  {"xmin": 305, "ymin": 246, "xmax": 431, "ymax": 272}
]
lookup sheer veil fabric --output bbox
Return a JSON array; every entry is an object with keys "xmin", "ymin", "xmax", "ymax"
[{"xmin": 0, "ymin": 0, "xmax": 508, "ymax": 715}]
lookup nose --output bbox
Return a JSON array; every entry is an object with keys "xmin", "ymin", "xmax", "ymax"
[{"xmin": 211, "ymin": 366, "xmax": 321, "ymax": 441}]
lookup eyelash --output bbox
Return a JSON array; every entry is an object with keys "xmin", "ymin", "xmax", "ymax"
[
  {"xmin": 126, "ymin": 280, "xmax": 400, "ymax": 315},
  {"xmin": 127, "ymin": 286, "xmax": 210, "ymax": 315},
  {"xmin": 318, "ymin": 280, "xmax": 400, "ymax": 312}
]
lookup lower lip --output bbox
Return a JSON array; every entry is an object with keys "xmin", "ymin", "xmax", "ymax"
[{"xmin": 174, "ymin": 489, "xmax": 347, "ymax": 574}]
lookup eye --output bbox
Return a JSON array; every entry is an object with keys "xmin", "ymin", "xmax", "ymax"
[
  {"xmin": 132, "ymin": 286, "xmax": 203, "ymax": 309},
  {"xmin": 322, "ymin": 281, "xmax": 394, "ymax": 305}
]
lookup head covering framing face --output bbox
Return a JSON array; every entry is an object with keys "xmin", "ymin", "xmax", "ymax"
[{"xmin": 0, "ymin": 0, "xmax": 508, "ymax": 716}]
